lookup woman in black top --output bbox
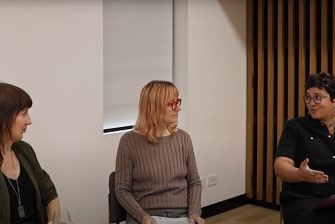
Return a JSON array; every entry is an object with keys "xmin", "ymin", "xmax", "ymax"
[
  {"xmin": 275, "ymin": 72, "xmax": 335, "ymax": 224},
  {"xmin": 0, "ymin": 83, "xmax": 60, "ymax": 224}
]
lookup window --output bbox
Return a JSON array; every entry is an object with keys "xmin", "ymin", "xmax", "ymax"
[{"xmin": 103, "ymin": 0, "xmax": 173, "ymax": 133}]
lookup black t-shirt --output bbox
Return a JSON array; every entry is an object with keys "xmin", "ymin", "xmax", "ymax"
[
  {"xmin": 3, "ymin": 163, "xmax": 38, "ymax": 224},
  {"xmin": 276, "ymin": 116, "xmax": 335, "ymax": 201}
]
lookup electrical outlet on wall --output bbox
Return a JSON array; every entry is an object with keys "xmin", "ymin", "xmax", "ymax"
[{"xmin": 207, "ymin": 174, "xmax": 218, "ymax": 187}]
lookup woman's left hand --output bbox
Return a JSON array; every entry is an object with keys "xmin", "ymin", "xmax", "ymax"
[
  {"xmin": 189, "ymin": 214, "xmax": 205, "ymax": 224},
  {"xmin": 46, "ymin": 197, "xmax": 60, "ymax": 223}
]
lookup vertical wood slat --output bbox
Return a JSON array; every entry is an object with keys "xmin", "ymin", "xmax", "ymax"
[
  {"xmin": 246, "ymin": 0, "xmax": 254, "ymax": 199},
  {"xmin": 266, "ymin": 0, "xmax": 274, "ymax": 203},
  {"xmin": 333, "ymin": 0, "xmax": 335, "ymax": 74},
  {"xmin": 287, "ymin": 0, "xmax": 295, "ymax": 120},
  {"xmin": 298, "ymin": 0, "xmax": 306, "ymax": 116},
  {"xmin": 256, "ymin": 0, "xmax": 264, "ymax": 201},
  {"xmin": 321, "ymin": 0, "xmax": 328, "ymax": 71},
  {"xmin": 280, "ymin": 1, "xmax": 295, "ymax": 203},
  {"xmin": 276, "ymin": 0, "xmax": 285, "ymax": 204},
  {"xmin": 310, "ymin": 0, "xmax": 317, "ymax": 74}
]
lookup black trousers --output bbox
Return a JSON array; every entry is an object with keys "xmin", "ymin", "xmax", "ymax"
[{"xmin": 282, "ymin": 198, "xmax": 335, "ymax": 224}]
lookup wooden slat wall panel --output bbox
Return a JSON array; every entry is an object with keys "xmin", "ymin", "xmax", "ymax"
[
  {"xmin": 298, "ymin": 0, "xmax": 306, "ymax": 116},
  {"xmin": 321, "ymin": 0, "xmax": 328, "ymax": 71},
  {"xmin": 276, "ymin": 0, "xmax": 285, "ymax": 204},
  {"xmin": 310, "ymin": 0, "xmax": 317, "ymax": 74},
  {"xmin": 266, "ymin": 0, "xmax": 274, "ymax": 203},
  {"xmin": 256, "ymin": 0, "xmax": 264, "ymax": 201},
  {"xmin": 246, "ymin": 0, "xmax": 335, "ymax": 206},
  {"xmin": 246, "ymin": 0, "xmax": 254, "ymax": 199}
]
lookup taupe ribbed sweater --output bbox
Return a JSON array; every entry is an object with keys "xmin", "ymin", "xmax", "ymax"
[{"xmin": 115, "ymin": 129, "xmax": 202, "ymax": 223}]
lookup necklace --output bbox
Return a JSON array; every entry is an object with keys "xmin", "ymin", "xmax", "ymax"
[
  {"xmin": 3, "ymin": 151, "xmax": 25, "ymax": 218},
  {"xmin": 0, "ymin": 150, "xmax": 15, "ymax": 176},
  {"xmin": 6, "ymin": 177, "xmax": 25, "ymax": 218}
]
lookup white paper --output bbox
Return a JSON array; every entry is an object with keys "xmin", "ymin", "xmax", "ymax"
[{"xmin": 152, "ymin": 216, "xmax": 189, "ymax": 224}]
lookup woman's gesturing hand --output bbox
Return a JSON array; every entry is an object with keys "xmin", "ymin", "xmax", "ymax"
[{"xmin": 299, "ymin": 158, "xmax": 329, "ymax": 184}]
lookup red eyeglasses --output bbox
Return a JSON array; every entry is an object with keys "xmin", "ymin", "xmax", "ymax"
[{"xmin": 167, "ymin": 98, "xmax": 182, "ymax": 111}]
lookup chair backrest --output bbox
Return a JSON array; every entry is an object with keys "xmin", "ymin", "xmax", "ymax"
[{"xmin": 109, "ymin": 171, "xmax": 127, "ymax": 224}]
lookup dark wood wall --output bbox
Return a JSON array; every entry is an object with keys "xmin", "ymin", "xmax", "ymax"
[{"xmin": 246, "ymin": 0, "xmax": 335, "ymax": 205}]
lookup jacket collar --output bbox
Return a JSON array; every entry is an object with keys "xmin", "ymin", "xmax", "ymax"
[
  {"xmin": 305, "ymin": 115, "xmax": 324, "ymax": 128},
  {"xmin": 0, "ymin": 162, "xmax": 10, "ymax": 222}
]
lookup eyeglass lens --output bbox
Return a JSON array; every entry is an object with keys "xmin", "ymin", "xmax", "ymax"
[
  {"xmin": 304, "ymin": 95, "xmax": 327, "ymax": 104},
  {"xmin": 168, "ymin": 99, "xmax": 181, "ymax": 111}
]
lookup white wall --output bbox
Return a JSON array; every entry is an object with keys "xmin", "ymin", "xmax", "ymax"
[
  {"xmin": 186, "ymin": 0, "xmax": 246, "ymax": 205},
  {"xmin": 0, "ymin": 0, "xmax": 246, "ymax": 223}
]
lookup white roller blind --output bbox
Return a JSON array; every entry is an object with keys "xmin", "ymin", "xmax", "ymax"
[{"xmin": 103, "ymin": 0, "xmax": 173, "ymax": 132}]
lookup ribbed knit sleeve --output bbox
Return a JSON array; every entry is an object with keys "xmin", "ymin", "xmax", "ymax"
[
  {"xmin": 115, "ymin": 133, "xmax": 147, "ymax": 222},
  {"xmin": 184, "ymin": 134, "xmax": 202, "ymax": 216},
  {"xmin": 115, "ymin": 130, "xmax": 202, "ymax": 222}
]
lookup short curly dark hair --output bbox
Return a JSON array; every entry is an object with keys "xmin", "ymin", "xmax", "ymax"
[{"xmin": 305, "ymin": 72, "xmax": 335, "ymax": 100}]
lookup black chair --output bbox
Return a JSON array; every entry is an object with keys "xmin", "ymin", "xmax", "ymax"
[
  {"xmin": 109, "ymin": 171, "xmax": 127, "ymax": 224},
  {"xmin": 279, "ymin": 190, "xmax": 284, "ymax": 224}
]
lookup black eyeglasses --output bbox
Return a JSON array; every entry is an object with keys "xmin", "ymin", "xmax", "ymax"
[
  {"xmin": 304, "ymin": 94, "xmax": 329, "ymax": 104},
  {"xmin": 167, "ymin": 98, "xmax": 181, "ymax": 111}
]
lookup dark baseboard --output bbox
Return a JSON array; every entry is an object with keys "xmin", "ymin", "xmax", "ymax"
[
  {"xmin": 247, "ymin": 198, "xmax": 280, "ymax": 211},
  {"xmin": 201, "ymin": 194, "xmax": 248, "ymax": 218},
  {"xmin": 201, "ymin": 194, "xmax": 280, "ymax": 218}
]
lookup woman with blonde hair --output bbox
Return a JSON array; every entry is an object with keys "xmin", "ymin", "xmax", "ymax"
[{"xmin": 115, "ymin": 80, "xmax": 204, "ymax": 224}]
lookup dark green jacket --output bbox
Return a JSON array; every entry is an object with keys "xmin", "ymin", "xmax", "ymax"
[{"xmin": 0, "ymin": 141, "xmax": 58, "ymax": 224}]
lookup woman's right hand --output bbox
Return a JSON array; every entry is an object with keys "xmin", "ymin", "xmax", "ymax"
[
  {"xmin": 142, "ymin": 215, "xmax": 156, "ymax": 224},
  {"xmin": 299, "ymin": 158, "xmax": 329, "ymax": 184},
  {"xmin": 275, "ymin": 156, "xmax": 329, "ymax": 183}
]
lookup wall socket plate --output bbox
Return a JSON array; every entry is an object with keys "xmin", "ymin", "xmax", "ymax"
[{"xmin": 207, "ymin": 174, "xmax": 218, "ymax": 187}]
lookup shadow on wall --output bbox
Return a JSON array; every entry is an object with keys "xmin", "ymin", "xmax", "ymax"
[{"xmin": 218, "ymin": 0, "xmax": 246, "ymax": 46}]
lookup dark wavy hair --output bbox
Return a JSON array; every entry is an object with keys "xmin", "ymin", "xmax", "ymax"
[
  {"xmin": 305, "ymin": 72, "xmax": 335, "ymax": 100},
  {"xmin": 0, "ymin": 82, "xmax": 32, "ymax": 164}
]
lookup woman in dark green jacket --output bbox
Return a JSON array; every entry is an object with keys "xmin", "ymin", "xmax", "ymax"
[{"xmin": 0, "ymin": 82, "xmax": 60, "ymax": 224}]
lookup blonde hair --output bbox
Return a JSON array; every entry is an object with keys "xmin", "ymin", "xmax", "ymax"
[{"xmin": 135, "ymin": 80, "xmax": 179, "ymax": 142}]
